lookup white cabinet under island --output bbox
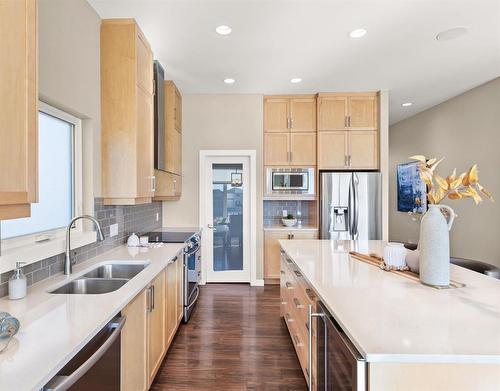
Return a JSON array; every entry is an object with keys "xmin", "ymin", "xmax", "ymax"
[{"xmin": 279, "ymin": 239, "xmax": 500, "ymax": 391}]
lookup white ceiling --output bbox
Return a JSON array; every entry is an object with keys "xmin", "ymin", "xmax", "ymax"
[{"xmin": 88, "ymin": 0, "xmax": 500, "ymax": 124}]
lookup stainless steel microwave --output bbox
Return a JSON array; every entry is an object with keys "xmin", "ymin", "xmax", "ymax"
[{"xmin": 265, "ymin": 168, "xmax": 315, "ymax": 197}]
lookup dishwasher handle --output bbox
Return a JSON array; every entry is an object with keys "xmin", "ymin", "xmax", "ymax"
[{"xmin": 45, "ymin": 316, "xmax": 126, "ymax": 391}]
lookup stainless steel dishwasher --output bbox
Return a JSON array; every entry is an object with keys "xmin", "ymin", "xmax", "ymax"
[{"xmin": 43, "ymin": 315, "xmax": 126, "ymax": 391}]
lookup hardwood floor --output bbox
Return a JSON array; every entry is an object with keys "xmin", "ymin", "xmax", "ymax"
[{"xmin": 151, "ymin": 284, "xmax": 307, "ymax": 391}]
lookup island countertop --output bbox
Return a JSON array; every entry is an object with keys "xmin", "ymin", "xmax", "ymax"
[
  {"xmin": 279, "ymin": 239, "xmax": 500, "ymax": 364},
  {"xmin": 0, "ymin": 243, "xmax": 185, "ymax": 391}
]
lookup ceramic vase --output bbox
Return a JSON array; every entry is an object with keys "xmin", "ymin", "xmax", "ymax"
[{"xmin": 419, "ymin": 204, "xmax": 456, "ymax": 287}]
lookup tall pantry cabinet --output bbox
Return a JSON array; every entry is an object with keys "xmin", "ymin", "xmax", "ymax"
[
  {"xmin": 100, "ymin": 19, "xmax": 155, "ymax": 205},
  {"xmin": 0, "ymin": 0, "xmax": 38, "ymax": 219}
]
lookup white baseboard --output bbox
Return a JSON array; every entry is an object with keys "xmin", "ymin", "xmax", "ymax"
[{"xmin": 251, "ymin": 279, "xmax": 265, "ymax": 287}]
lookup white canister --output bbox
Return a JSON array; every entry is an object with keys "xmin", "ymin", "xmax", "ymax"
[
  {"xmin": 383, "ymin": 242, "xmax": 407, "ymax": 268},
  {"xmin": 127, "ymin": 233, "xmax": 140, "ymax": 247}
]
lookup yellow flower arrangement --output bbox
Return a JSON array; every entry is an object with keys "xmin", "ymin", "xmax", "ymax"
[{"xmin": 409, "ymin": 155, "xmax": 494, "ymax": 205}]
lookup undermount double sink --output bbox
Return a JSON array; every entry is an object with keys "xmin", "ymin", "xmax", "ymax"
[{"xmin": 49, "ymin": 262, "xmax": 149, "ymax": 295}]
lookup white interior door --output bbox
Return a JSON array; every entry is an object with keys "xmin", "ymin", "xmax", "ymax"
[{"xmin": 202, "ymin": 155, "xmax": 250, "ymax": 283}]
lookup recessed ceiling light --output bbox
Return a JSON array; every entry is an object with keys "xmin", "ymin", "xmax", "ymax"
[
  {"xmin": 349, "ymin": 28, "xmax": 367, "ymax": 38},
  {"xmin": 436, "ymin": 26, "xmax": 469, "ymax": 41},
  {"xmin": 290, "ymin": 78, "xmax": 302, "ymax": 84},
  {"xmin": 401, "ymin": 102, "xmax": 413, "ymax": 107},
  {"xmin": 223, "ymin": 78, "xmax": 235, "ymax": 84},
  {"xmin": 216, "ymin": 25, "xmax": 232, "ymax": 35}
]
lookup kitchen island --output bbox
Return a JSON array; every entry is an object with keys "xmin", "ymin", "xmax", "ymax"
[{"xmin": 280, "ymin": 239, "xmax": 500, "ymax": 391}]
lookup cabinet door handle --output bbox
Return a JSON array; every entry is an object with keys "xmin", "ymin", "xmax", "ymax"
[
  {"xmin": 344, "ymin": 155, "xmax": 348, "ymax": 166},
  {"xmin": 285, "ymin": 282, "xmax": 293, "ymax": 289},
  {"xmin": 293, "ymin": 297, "xmax": 303, "ymax": 308},
  {"xmin": 308, "ymin": 305, "xmax": 326, "ymax": 388},
  {"xmin": 151, "ymin": 176, "xmax": 156, "ymax": 192},
  {"xmin": 292, "ymin": 334, "xmax": 303, "ymax": 347},
  {"xmin": 151, "ymin": 285, "xmax": 155, "ymax": 311},
  {"xmin": 280, "ymin": 270, "xmax": 285, "ymax": 275},
  {"xmin": 348, "ymin": 116, "xmax": 351, "ymax": 127},
  {"xmin": 293, "ymin": 270, "xmax": 302, "ymax": 278},
  {"xmin": 305, "ymin": 288, "xmax": 316, "ymax": 301},
  {"xmin": 289, "ymin": 151, "xmax": 293, "ymax": 162},
  {"xmin": 291, "ymin": 233, "xmax": 295, "ymax": 239},
  {"xmin": 285, "ymin": 313, "xmax": 294, "ymax": 323},
  {"xmin": 344, "ymin": 116, "xmax": 348, "ymax": 127},
  {"xmin": 348, "ymin": 155, "xmax": 352, "ymax": 166},
  {"xmin": 290, "ymin": 118, "xmax": 294, "ymax": 129}
]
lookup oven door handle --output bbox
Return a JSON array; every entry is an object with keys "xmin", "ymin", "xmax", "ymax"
[
  {"xmin": 185, "ymin": 285, "xmax": 200, "ymax": 311},
  {"xmin": 45, "ymin": 316, "xmax": 126, "ymax": 391}
]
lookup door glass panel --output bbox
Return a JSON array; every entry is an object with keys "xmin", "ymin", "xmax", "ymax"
[{"xmin": 212, "ymin": 163, "xmax": 243, "ymax": 271}]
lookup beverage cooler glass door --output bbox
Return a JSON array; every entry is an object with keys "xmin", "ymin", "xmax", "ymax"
[{"xmin": 316, "ymin": 301, "xmax": 366, "ymax": 391}]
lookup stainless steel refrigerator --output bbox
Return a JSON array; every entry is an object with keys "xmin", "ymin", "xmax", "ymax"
[{"xmin": 320, "ymin": 172, "xmax": 382, "ymax": 240}]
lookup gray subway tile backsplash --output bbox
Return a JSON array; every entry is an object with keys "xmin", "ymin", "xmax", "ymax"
[
  {"xmin": 0, "ymin": 198, "xmax": 162, "ymax": 299},
  {"xmin": 263, "ymin": 200, "xmax": 311, "ymax": 226}
]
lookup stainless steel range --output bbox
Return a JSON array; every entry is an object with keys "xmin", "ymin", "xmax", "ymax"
[{"xmin": 145, "ymin": 230, "xmax": 201, "ymax": 322}]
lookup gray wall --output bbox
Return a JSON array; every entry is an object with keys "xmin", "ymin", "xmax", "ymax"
[
  {"xmin": 39, "ymin": 0, "xmax": 102, "ymax": 206},
  {"xmin": 389, "ymin": 77, "xmax": 500, "ymax": 267},
  {"xmin": 162, "ymin": 94, "xmax": 264, "ymax": 278}
]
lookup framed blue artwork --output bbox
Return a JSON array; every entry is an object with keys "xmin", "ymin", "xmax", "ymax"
[{"xmin": 397, "ymin": 161, "xmax": 427, "ymax": 213}]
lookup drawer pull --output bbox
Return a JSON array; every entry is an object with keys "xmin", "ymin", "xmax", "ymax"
[
  {"xmin": 294, "ymin": 270, "xmax": 303, "ymax": 278},
  {"xmin": 280, "ymin": 270, "xmax": 285, "ymax": 275},
  {"xmin": 293, "ymin": 297, "xmax": 304, "ymax": 309},
  {"xmin": 285, "ymin": 257, "xmax": 293, "ymax": 264},
  {"xmin": 285, "ymin": 282, "xmax": 293, "ymax": 289},
  {"xmin": 305, "ymin": 288, "xmax": 316, "ymax": 301},
  {"xmin": 281, "ymin": 300, "xmax": 287, "ymax": 305},
  {"xmin": 285, "ymin": 313, "xmax": 294, "ymax": 322},
  {"xmin": 292, "ymin": 334, "xmax": 303, "ymax": 347}
]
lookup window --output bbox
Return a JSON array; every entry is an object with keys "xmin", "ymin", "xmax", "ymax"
[{"xmin": 0, "ymin": 103, "xmax": 82, "ymax": 240}]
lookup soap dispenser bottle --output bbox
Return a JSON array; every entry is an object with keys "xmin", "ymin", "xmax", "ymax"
[{"xmin": 9, "ymin": 262, "xmax": 27, "ymax": 300}]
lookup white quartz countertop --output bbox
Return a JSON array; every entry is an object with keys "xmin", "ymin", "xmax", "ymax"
[
  {"xmin": 279, "ymin": 239, "xmax": 500, "ymax": 364},
  {"xmin": 0, "ymin": 243, "xmax": 185, "ymax": 391}
]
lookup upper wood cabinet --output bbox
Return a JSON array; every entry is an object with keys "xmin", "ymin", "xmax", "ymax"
[
  {"xmin": 101, "ymin": 19, "xmax": 154, "ymax": 205},
  {"xmin": 164, "ymin": 81, "xmax": 182, "ymax": 175},
  {"xmin": 318, "ymin": 130, "xmax": 378, "ymax": 170},
  {"xmin": 154, "ymin": 80, "xmax": 182, "ymax": 201},
  {"xmin": 0, "ymin": 0, "xmax": 38, "ymax": 220},
  {"xmin": 264, "ymin": 95, "xmax": 317, "ymax": 166},
  {"xmin": 318, "ymin": 93, "xmax": 378, "ymax": 131},
  {"xmin": 264, "ymin": 98, "xmax": 289, "ymax": 132},
  {"xmin": 264, "ymin": 95, "xmax": 316, "ymax": 133},
  {"xmin": 317, "ymin": 92, "xmax": 379, "ymax": 170}
]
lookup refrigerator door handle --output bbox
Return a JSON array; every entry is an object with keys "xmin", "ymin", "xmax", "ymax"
[
  {"xmin": 352, "ymin": 173, "xmax": 360, "ymax": 239},
  {"xmin": 348, "ymin": 174, "xmax": 354, "ymax": 239}
]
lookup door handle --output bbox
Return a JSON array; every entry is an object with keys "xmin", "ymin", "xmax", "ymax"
[
  {"xmin": 151, "ymin": 175, "xmax": 156, "ymax": 192},
  {"xmin": 45, "ymin": 316, "xmax": 127, "ymax": 391},
  {"xmin": 308, "ymin": 305, "xmax": 325, "ymax": 390}
]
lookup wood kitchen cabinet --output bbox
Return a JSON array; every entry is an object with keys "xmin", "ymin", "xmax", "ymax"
[
  {"xmin": 165, "ymin": 259, "xmax": 177, "ymax": 345},
  {"xmin": 147, "ymin": 271, "xmax": 166, "ymax": 386},
  {"xmin": 317, "ymin": 92, "xmax": 379, "ymax": 170},
  {"xmin": 101, "ymin": 19, "xmax": 155, "ymax": 205},
  {"xmin": 318, "ymin": 92, "xmax": 378, "ymax": 131},
  {"xmin": 264, "ymin": 229, "xmax": 318, "ymax": 282},
  {"xmin": 154, "ymin": 80, "xmax": 183, "ymax": 200},
  {"xmin": 0, "ymin": 0, "xmax": 38, "ymax": 220},
  {"xmin": 121, "ymin": 289, "xmax": 148, "ymax": 391},
  {"xmin": 264, "ymin": 95, "xmax": 317, "ymax": 166},
  {"xmin": 176, "ymin": 252, "xmax": 184, "ymax": 323},
  {"xmin": 318, "ymin": 130, "xmax": 378, "ymax": 169},
  {"xmin": 280, "ymin": 250, "xmax": 318, "ymax": 389}
]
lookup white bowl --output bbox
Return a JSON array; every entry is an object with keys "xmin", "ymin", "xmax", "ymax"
[
  {"xmin": 282, "ymin": 218, "xmax": 297, "ymax": 227},
  {"xmin": 383, "ymin": 242, "xmax": 407, "ymax": 268}
]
